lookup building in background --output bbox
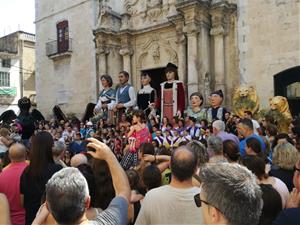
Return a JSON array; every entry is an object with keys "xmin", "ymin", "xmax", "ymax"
[
  {"xmin": 0, "ymin": 31, "xmax": 36, "ymax": 114},
  {"xmin": 35, "ymin": 0, "xmax": 300, "ymax": 118}
]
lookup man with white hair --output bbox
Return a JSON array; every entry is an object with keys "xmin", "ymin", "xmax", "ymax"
[
  {"xmin": 33, "ymin": 138, "xmax": 130, "ymax": 225},
  {"xmin": 212, "ymin": 120, "xmax": 239, "ymax": 145},
  {"xmin": 70, "ymin": 153, "xmax": 88, "ymax": 167},
  {"xmin": 52, "ymin": 141, "xmax": 67, "ymax": 168},
  {"xmin": 196, "ymin": 163, "xmax": 262, "ymax": 225}
]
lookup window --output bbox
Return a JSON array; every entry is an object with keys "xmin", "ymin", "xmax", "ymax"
[
  {"xmin": 56, "ymin": 20, "xmax": 69, "ymax": 53},
  {"xmin": 0, "ymin": 72, "xmax": 10, "ymax": 87},
  {"xmin": 1, "ymin": 59, "xmax": 11, "ymax": 68}
]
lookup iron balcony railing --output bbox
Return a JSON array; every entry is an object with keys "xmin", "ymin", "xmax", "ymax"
[{"xmin": 46, "ymin": 38, "xmax": 72, "ymax": 57}]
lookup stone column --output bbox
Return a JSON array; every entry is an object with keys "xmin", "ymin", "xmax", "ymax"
[
  {"xmin": 176, "ymin": 34, "xmax": 187, "ymax": 85},
  {"xmin": 119, "ymin": 47, "xmax": 133, "ymax": 74},
  {"xmin": 183, "ymin": 23, "xmax": 199, "ymax": 98},
  {"xmin": 210, "ymin": 25, "xmax": 226, "ymax": 95},
  {"xmin": 97, "ymin": 46, "xmax": 109, "ymax": 76}
]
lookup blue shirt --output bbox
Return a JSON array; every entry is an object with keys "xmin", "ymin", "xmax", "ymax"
[
  {"xmin": 272, "ymin": 208, "xmax": 300, "ymax": 225},
  {"xmin": 239, "ymin": 134, "xmax": 266, "ymax": 157}
]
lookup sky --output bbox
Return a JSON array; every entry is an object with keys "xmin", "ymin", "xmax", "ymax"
[{"xmin": 0, "ymin": 0, "xmax": 35, "ymax": 37}]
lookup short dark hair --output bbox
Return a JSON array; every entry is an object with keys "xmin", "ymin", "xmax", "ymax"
[
  {"xmin": 100, "ymin": 75, "xmax": 113, "ymax": 87},
  {"xmin": 246, "ymin": 137, "xmax": 262, "ymax": 154},
  {"xmin": 259, "ymin": 184, "xmax": 282, "ymax": 225},
  {"xmin": 190, "ymin": 92, "xmax": 204, "ymax": 106},
  {"xmin": 142, "ymin": 165, "xmax": 161, "ymax": 190},
  {"xmin": 170, "ymin": 146, "xmax": 197, "ymax": 182},
  {"xmin": 265, "ymin": 124, "xmax": 278, "ymax": 136},
  {"xmin": 119, "ymin": 71, "xmax": 129, "ymax": 78},
  {"xmin": 139, "ymin": 142, "xmax": 155, "ymax": 155},
  {"xmin": 242, "ymin": 155, "xmax": 267, "ymax": 180},
  {"xmin": 223, "ymin": 140, "xmax": 240, "ymax": 162},
  {"xmin": 239, "ymin": 118, "xmax": 254, "ymax": 130},
  {"xmin": 244, "ymin": 111, "xmax": 253, "ymax": 117}
]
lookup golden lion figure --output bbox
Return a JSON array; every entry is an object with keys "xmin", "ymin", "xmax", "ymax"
[
  {"xmin": 232, "ymin": 86, "xmax": 260, "ymax": 118},
  {"xmin": 269, "ymin": 96, "xmax": 292, "ymax": 133}
]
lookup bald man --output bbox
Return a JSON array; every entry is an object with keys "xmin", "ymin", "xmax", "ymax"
[
  {"xmin": 136, "ymin": 146, "xmax": 204, "ymax": 224},
  {"xmin": 70, "ymin": 153, "xmax": 88, "ymax": 167},
  {"xmin": 0, "ymin": 143, "xmax": 28, "ymax": 225}
]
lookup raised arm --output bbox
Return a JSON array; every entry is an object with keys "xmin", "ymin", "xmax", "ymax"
[{"xmin": 87, "ymin": 138, "xmax": 131, "ymax": 202}]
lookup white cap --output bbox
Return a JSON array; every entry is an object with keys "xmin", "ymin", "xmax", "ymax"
[{"xmin": 86, "ymin": 121, "xmax": 93, "ymax": 126}]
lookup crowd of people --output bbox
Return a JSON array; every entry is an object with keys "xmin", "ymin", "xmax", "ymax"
[{"xmin": 0, "ymin": 65, "xmax": 300, "ymax": 225}]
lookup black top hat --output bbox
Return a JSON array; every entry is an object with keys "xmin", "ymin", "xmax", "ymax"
[
  {"xmin": 211, "ymin": 90, "xmax": 224, "ymax": 98},
  {"xmin": 165, "ymin": 62, "xmax": 178, "ymax": 72}
]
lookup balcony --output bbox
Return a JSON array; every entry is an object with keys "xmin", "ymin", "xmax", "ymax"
[{"xmin": 46, "ymin": 38, "xmax": 72, "ymax": 60}]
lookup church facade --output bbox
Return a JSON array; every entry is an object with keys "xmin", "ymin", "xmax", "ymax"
[{"xmin": 35, "ymin": 0, "xmax": 300, "ymax": 118}]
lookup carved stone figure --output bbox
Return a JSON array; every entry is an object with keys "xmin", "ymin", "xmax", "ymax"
[
  {"xmin": 267, "ymin": 96, "xmax": 292, "ymax": 133},
  {"xmin": 232, "ymin": 86, "xmax": 260, "ymax": 118}
]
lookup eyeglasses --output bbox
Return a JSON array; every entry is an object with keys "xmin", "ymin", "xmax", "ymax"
[
  {"xmin": 194, "ymin": 194, "xmax": 223, "ymax": 214},
  {"xmin": 294, "ymin": 166, "xmax": 300, "ymax": 172}
]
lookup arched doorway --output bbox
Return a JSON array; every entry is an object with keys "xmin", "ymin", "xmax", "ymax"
[{"xmin": 274, "ymin": 66, "xmax": 300, "ymax": 116}]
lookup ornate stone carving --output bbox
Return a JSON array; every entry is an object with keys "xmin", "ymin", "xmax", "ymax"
[
  {"xmin": 183, "ymin": 23, "xmax": 200, "ymax": 36},
  {"xmin": 119, "ymin": 47, "xmax": 134, "ymax": 56},
  {"xmin": 138, "ymin": 35, "xmax": 177, "ymax": 69},
  {"xmin": 96, "ymin": 46, "xmax": 110, "ymax": 55},
  {"xmin": 124, "ymin": 0, "xmax": 139, "ymax": 14},
  {"xmin": 210, "ymin": 25, "xmax": 225, "ymax": 36}
]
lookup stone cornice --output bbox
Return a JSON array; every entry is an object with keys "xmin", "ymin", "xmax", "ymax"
[{"xmin": 119, "ymin": 47, "xmax": 134, "ymax": 56}]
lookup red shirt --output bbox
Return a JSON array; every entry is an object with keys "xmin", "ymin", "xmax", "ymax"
[{"xmin": 0, "ymin": 162, "xmax": 28, "ymax": 225}]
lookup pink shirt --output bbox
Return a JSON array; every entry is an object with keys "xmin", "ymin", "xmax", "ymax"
[{"xmin": 0, "ymin": 162, "xmax": 28, "ymax": 225}]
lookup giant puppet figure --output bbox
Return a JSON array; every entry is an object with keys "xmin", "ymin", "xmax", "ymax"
[
  {"xmin": 137, "ymin": 72, "xmax": 157, "ymax": 118},
  {"xmin": 160, "ymin": 63, "xmax": 185, "ymax": 122},
  {"xmin": 113, "ymin": 71, "xmax": 137, "ymax": 122},
  {"xmin": 93, "ymin": 75, "xmax": 116, "ymax": 123},
  {"xmin": 207, "ymin": 90, "xmax": 227, "ymax": 123}
]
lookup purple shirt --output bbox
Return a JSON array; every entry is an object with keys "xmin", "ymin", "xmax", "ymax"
[{"xmin": 217, "ymin": 131, "xmax": 240, "ymax": 145}]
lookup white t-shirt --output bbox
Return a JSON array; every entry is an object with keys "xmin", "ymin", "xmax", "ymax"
[
  {"xmin": 135, "ymin": 185, "xmax": 204, "ymax": 225},
  {"xmin": 252, "ymin": 119, "xmax": 260, "ymax": 135}
]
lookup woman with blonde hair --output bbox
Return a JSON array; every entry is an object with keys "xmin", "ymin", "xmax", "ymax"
[{"xmin": 270, "ymin": 142, "xmax": 299, "ymax": 191}]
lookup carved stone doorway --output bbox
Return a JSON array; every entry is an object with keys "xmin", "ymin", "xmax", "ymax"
[
  {"xmin": 142, "ymin": 67, "xmax": 166, "ymax": 97},
  {"xmin": 274, "ymin": 66, "xmax": 300, "ymax": 116}
]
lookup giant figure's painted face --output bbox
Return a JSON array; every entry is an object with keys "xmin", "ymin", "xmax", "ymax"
[{"xmin": 210, "ymin": 94, "xmax": 223, "ymax": 107}]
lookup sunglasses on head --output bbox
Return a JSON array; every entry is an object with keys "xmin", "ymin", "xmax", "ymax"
[{"xmin": 194, "ymin": 194, "xmax": 223, "ymax": 214}]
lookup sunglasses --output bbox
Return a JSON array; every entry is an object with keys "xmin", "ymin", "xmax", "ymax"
[
  {"xmin": 194, "ymin": 194, "xmax": 223, "ymax": 214},
  {"xmin": 294, "ymin": 166, "xmax": 300, "ymax": 172}
]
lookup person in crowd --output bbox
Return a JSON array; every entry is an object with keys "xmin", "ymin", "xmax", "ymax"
[
  {"xmin": 212, "ymin": 120, "xmax": 239, "ymax": 145},
  {"xmin": 258, "ymin": 184, "xmax": 282, "ymax": 225},
  {"xmin": 223, "ymin": 139, "xmax": 240, "ymax": 163},
  {"xmin": 271, "ymin": 133, "xmax": 294, "ymax": 150},
  {"xmin": 0, "ymin": 193, "xmax": 11, "ymax": 225},
  {"xmin": 238, "ymin": 118, "xmax": 266, "ymax": 157},
  {"xmin": 206, "ymin": 90, "xmax": 228, "ymax": 123},
  {"xmin": 113, "ymin": 71, "xmax": 137, "ymax": 122},
  {"xmin": 207, "ymin": 136, "xmax": 228, "ymax": 163},
  {"xmin": 244, "ymin": 110, "xmax": 262, "ymax": 135},
  {"xmin": 197, "ymin": 163, "xmax": 262, "ymax": 225},
  {"xmin": 52, "ymin": 140, "xmax": 67, "ymax": 168},
  {"xmin": 70, "ymin": 153, "xmax": 88, "ymax": 167},
  {"xmin": 135, "ymin": 146, "xmax": 204, "ymax": 224},
  {"xmin": 272, "ymin": 156, "xmax": 300, "ymax": 225},
  {"xmin": 242, "ymin": 155, "xmax": 289, "ymax": 208},
  {"xmin": 187, "ymin": 117, "xmax": 201, "ymax": 139},
  {"xmin": 20, "ymin": 131, "xmax": 63, "ymax": 225},
  {"xmin": 186, "ymin": 140, "xmax": 209, "ymax": 169},
  {"xmin": 142, "ymin": 164, "xmax": 162, "ymax": 191},
  {"xmin": 154, "ymin": 130, "xmax": 164, "ymax": 147},
  {"xmin": 69, "ymin": 132, "xmax": 86, "ymax": 154},
  {"xmin": 0, "ymin": 143, "xmax": 28, "ymax": 225},
  {"xmin": 62, "ymin": 124, "xmax": 76, "ymax": 143},
  {"xmin": 265, "ymin": 124, "xmax": 278, "ymax": 147},
  {"xmin": 10, "ymin": 123, "xmax": 22, "ymax": 143},
  {"xmin": 245, "ymin": 137, "xmax": 263, "ymax": 156},
  {"xmin": 185, "ymin": 92, "xmax": 207, "ymax": 124},
  {"xmin": 160, "ymin": 62, "xmax": 185, "ymax": 121},
  {"xmin": 121, "ymin": 110, "xmax": 150, "ymax": 170},
  {"xmin": 85, "ymin": 121, "xmax": 94, "ymax": 139},
  {"xmin": 269, "ymin": 142, "xmax": 299, "ymax": 191},
  {"xmin": 162, "ymin": 129, "xmax": 173, "ymax": 150},
  {"xmin": 137, "ymin": 72, "xmax": 157, "ymax": 118},
  {"xmin": 91, "ymin": 158, "xmax": 115, "ymax": 210},
  {"xmin": 32, "ymin": 138, "xmax": 130, "ymax": 225},
  {"xmin": 126, "ymin": 169, "xmax": 144, "ymax": 225},
  {"xmin": 0, "ymin": 128, "xmax": 13, "ymax": 159},
  {"xmin": 94, "ymin": 74, "xmax": 116, "ymax": 123}
]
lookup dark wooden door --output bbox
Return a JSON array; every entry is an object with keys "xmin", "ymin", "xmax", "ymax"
[{"xmin": 57, "ymin": 20, "xmax": 69, "ymax": 53}]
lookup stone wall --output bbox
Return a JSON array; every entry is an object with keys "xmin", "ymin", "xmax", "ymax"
[
  {"xmin": 237, "ymin": 0, "xmax": 300, "ymax": 108},
  {"xmin": 35, "ymin": 0, "xmax": 98, "ymax": 118}
]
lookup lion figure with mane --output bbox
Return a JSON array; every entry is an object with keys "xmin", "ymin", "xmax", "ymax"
[
  {"xmin": 268, "ymin": 96, "xmax": 292, "ymax": 133},
  {"xmin": 232, "ymin": 86, "xmax": 260, "ymax": 118}
]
